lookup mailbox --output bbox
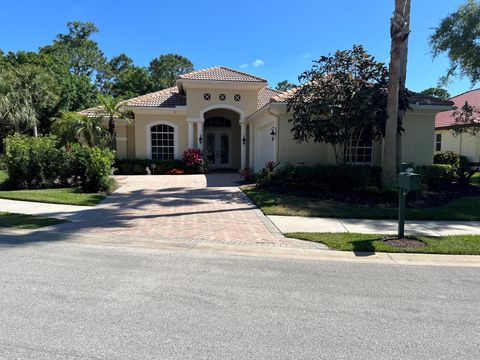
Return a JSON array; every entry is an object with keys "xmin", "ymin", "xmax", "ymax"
[{"xmin": 398, "ymin": 171, "xmax": 422, "ymax": 191}]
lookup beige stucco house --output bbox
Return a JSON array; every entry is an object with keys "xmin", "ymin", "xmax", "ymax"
[
  {"xmin": 83, "ymin": 66, "xmax": 453, "ymax": 171},
  {"xmin": 435, "ymin": 89, "xmax": 480, "ymax": 163}
]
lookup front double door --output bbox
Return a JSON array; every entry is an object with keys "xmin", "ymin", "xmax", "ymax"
[{"xmin": 205, "ymin": 130, "xmax": 231, "ymax": 168}]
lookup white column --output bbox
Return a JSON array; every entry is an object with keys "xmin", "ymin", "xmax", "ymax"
[
  {"xmin": 187, "ymin": 122, "xmax": 194, "ymax": 149},
  {"xmin": 240, "ymin": 121, "xmax": 247, "ymax": 169},
  {"xmin": 197, "ymin": 121, "xmax": 204, "ymax": 151}
]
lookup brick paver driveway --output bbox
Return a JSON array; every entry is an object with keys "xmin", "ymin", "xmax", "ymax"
[{"xmin": 68, "ymin": 173, "xmax": 292, "ymax": 245}]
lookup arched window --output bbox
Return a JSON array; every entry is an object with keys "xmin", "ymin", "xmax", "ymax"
[{"xmin": 150, "ymin": 123, "xmax": 175, "ymax": 160}]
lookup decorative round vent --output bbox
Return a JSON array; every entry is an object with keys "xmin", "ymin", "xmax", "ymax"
[
  {"xmin": 234, "ymin": 94, "xmax": 241, "ymax": 101},
  {"xmin": 219, "ymin": 94, "xmax": 226, "ymax": 101},
  {"xmin": 204, "ymin": 93, "xmax": 211, "ymax": 100}
]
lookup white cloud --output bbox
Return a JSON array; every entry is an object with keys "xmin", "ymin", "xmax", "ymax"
[
  {"xmin": 239, "ymin": 64, "xmax": 248, "ymax": 69},
  {"xmin": 252, "ymin": 59, "xmax": 264, "ymax": 67},
  {"xmin": 300, "ymin": 53, "xmax": 310, "ymax": 59}
]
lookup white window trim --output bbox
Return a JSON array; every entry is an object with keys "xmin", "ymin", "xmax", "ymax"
[
  {"xmin": 146, "ymin": 120, "xmax": 179, "ymax": 160},
  {"xmin": 346, "ymin": 138, "xmax": 374, "ymax": 165}
]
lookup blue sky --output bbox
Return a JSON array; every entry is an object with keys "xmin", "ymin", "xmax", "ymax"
[{"xmin": 0, "ymin": 0, "xmax": 473, "ymax": 96}]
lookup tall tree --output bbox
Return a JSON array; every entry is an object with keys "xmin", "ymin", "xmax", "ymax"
[
  {"xmin": 275, "ymin": 80, "xmax": 297, "ymax": 92},
  {"xmin": 382, "ymin": 0, "xmax": 410, "ymax": 187},
  {"xmin": 430, "ymin": 0, "xmax": 480, "ymax": 85},
  {"xmin": 288, "ymin": 45, "xmax": 393, "ymax": 165},
  {"xmin": 0, "ymin": 65, "xmax": 59, "ymax": 136},
  {"xmin": 148, "ymin": 54, "xmax": 194, "ymax": 90},
  {"xmin": 41, "ymin": 21, "xmax": 106, "ymax": 78},
  {"xmin": 420, "ymin": 87, "xmax": 451, "ymax": 100}
]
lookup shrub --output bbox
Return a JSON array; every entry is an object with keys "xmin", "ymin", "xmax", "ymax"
[
  {"xmin": 4, "ymin": 134, "xmax": 67, "ymax": 189},
  {"xmin": 114, "ymin": 159, "xmax": 186, "ymax": 175},
  {"xmin": 259, "ymin": 163, "xmax": 382, "ymax": 192},
  {"xmin": 4, "ymin": 134, "xmax": 115, "ymax": 192},
  {"xmin": 70, "ymin": 146, "xmax": 115, "ymax": 192},
  {"xmin": 456, "ymin": 155, "xmax": 478, "ymax": 186},
  {"xmin": 434, "ymin": 151, "xmax": 460, "ymax": 166},
  {"xmin": 414, "ymin": 164, "xmax": 456, "ymax": 191},
  {"xmin": 182, "ymin": 148, "xmax": 206, "ymax": 173}
]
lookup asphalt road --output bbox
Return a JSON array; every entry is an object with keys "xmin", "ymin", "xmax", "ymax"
[{"xmin": 0, "ymin": 241, "xmax": 479, "ymax": 360}]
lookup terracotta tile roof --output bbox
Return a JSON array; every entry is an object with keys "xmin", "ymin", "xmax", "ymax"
[
  {"xmin": 126, "ymin": 86, "xmax": 186, "ymax": 107},
  {"xmin": 435, "ymin": 89, "xmax": 480, "ymax": 129},
  {"xmin": 178, "ymin": 66, "xmax": 267, "ymax": 83},
  {"xmin": 79, "ymin": 105, "xmax": 109, "ymax": 117},
  {"xmin": 257, "ymin": 87, "xmax": 282, "ymax": 109}
]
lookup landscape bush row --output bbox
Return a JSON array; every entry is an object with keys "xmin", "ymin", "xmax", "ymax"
[
  {"xmin": 114, "ymin": 148, "xmax": 207, "ymax": 175},
  {"xmin": 3, "ymin": 134, "xmax": 115, "ymax": 192}
]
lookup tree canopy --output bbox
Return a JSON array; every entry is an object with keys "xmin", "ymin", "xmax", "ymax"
[
  {"xmin": 288, "ymin": 45, "xmax": 407, "ymax": 165},
  {"xmin": 0, "ymin": 21, "xmax": 194, "ymax": 139},
  {"xmin": 148, "ymin": 54, "xmax": 194, "ymax": 90},
  {"xmin": 275, "ymin": 80, "xmax": 297, "ymax": 92},
  {"xmin": 430, "ymin": 0, "xmax": 480, "ymax": 85},
  {"xmin": 420, "ymin": 87, "xmax": 451, "ymax": 100}
]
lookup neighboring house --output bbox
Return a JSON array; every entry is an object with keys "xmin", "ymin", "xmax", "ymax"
[
  {"xmin": 82, "ymin": 66, "xmax": 452, "ymax": 171},
  {"xmin": 435, "ymin": 89, "xmax": 480, "ymax": 163}
]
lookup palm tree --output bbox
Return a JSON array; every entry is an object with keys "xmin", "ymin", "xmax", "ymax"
[
  {"xmin": 382, "ymin": 0, "xmax": 410, "ymax": 187},
  {"xmin": 52, "ymin": 111, "xmax": 108, "ymax": 147},
  {"xmin": 0, "ymin": 65, "xmax": 58, "ymax": 137},
  {"xmin": 94, "ymin": 93, "xmax": 132, "ymax": 136}
]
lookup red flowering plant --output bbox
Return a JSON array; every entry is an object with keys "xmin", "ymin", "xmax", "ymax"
[
  {"xmin": 182, "ymin": 148, "xmax": 208, "ymax": 174},
  {"xmin": 166, "ymin": 168, "xmax": 185, "ymax": 175}
]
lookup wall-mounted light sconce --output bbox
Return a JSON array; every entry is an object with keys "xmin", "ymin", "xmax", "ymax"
[
  {"xmin": 270, "ymin": 127, "xmax": 277, "ymax": 142},
  {"xmin": 198, "ymin": 135, "xmax": 203, "ymax": 144},
  {"xmin": 242, "ymin": 136, "xmax": 246, "ymax": 145}
]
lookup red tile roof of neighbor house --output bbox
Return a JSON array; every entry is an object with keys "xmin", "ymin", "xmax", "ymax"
[
  {"xmin": 178, "ymin": 66, "xmax": 267, "ymax": 83},
  {"xmin": 435, "ymin": 89, "xmax": 480, "ymax": 129}
]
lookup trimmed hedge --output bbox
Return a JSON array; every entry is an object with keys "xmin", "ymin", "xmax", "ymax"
[
  {"xmin": 114, "ymin": 159, "xmax": 185, "ymax": 175},
  {"xmin": 259, "ymin": 164, "xmax": 382, "ymax": 192},
  {"xmin": 414, "ymin": 164, "xmax": 456, "ymax": 191},
  {"xmin": 4, "ymin": 134, "xmax": 115, "ymax": 192}
]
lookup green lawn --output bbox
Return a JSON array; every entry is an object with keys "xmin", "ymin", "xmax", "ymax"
[
  {"xmin": 0, "ymin": 170, "xmax": 106, "ymax": 206},
  {"xmin": 0, "ymin": 212, "xmax": 64, "ymax": 229},
  {"xmin": 286, "ymin": 232, "xmax": 480, "ymax": 255},
  {"xmin": 242, "ymin": 186, "xmax": 480, "ymax": 221}
]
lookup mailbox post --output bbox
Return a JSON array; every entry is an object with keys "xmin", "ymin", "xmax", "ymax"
[{"xmin": 397, "ymin": 163, "xmax": 422, "ymax": 238}]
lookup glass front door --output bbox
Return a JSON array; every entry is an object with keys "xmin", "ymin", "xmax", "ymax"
[{"xmin": 205, "ymin": 131, "xmax": 231, "ymax": 168}]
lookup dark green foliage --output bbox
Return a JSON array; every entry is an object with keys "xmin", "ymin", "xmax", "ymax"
[
  {"xmin": 433, "ymin": 151, "xmax": 478, "ymax": 185},
  {"xmin": 414, "ymin": 164, "xmax": 456, "ymax": 191},
  {"xmin": 148, "ymin": 54, "xmax": 194, "ymax": 90},
  {"xmin": 457, "ymin": 155, "xmax": 478, "ymax": 185},
  {"xmin": 114, "ymin": 159, "xmax": 185, "ymax": 175},
  {"xmin": 430, "ymin": 0, "xmax": 480, "ymax": 85},
  {"xmin": 434, "ymin": 151, "xmax": 460, "ymax": 165},
  {"xmin": 258, "ymin": 163, "xmax": 382, "ymax": 192},
  {"xmin": 69, "ymin": 145, "xmax": 115, "ymax": 192},
  {"xmin": 420, "ymin": 87, "xmax": 451, "ymax": 100},
  {"xmin": 3, "ymin": 134, "xmax": 114, "ymax": 192},
  {"xmin": 288, "ymin": 45, "xmax": 408, "ymax": 164},
  {"xmin": 275, "ymin": 80, "xmax": 296, "ymax": 92}
]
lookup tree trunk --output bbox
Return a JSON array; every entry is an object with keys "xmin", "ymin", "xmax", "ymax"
[
  {"xmin": 382, "ymin": 0, "xmax": 410, "ymax": 187},
  {"xmin": 396, "ymin": 0, "xmax": 411, "ymax": 172},
  {"xmin": 33, "ymin": 123, "xmax": 38, "ymax": 137}
]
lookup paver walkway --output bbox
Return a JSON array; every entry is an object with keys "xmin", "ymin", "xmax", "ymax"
[
  {"xmin": 54, "ymin": 174, "xmax": 297, "ymax": 245},
  {"xmin": 269, "ymin": 215, "xmax": 480, "ymax": 236}
]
